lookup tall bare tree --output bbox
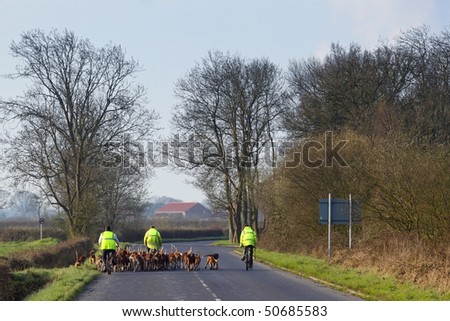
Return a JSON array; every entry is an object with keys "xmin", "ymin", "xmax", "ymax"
[
  {"xmin": 0, "ymin": 29, "xmax": 158, "ymax": 236},
  {"xmin": 171, "ymin": 51, "xmax": 285, "ymax": 241},
  {"xmin": 285, "ymin": 25, "xmax": 450, "ymax": 145}
]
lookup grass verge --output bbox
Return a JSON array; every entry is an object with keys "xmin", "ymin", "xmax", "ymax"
[
  {"xmin": 213, "ymin": 241, "xmax": 450, "ymax": 301},
  {"xmin": 23, "ymin": 265, "xmax": 99, "ymax": 301}
]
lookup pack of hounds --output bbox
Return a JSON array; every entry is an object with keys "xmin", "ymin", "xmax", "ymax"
[{"xmin": 75, "ymin": 246, "xmax": 219, "ymax": 272}]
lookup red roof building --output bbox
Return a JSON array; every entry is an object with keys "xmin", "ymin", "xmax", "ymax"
[{"xmin": 154, "ymin": 202, "xmax": 212, "ymax": 220}]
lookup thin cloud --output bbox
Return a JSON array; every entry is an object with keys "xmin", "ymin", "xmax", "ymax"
[{"xmin": 330, "ymin": 0, "xmax": 435, "ymax": 48}]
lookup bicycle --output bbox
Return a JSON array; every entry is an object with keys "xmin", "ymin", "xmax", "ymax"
[
  {"xmin": 102, "ymin": 251, "xmax": 115, "ymax": 275},
  {"xmin": 244, "ymin": 245, "xmax": 254, "ymax": 271}
]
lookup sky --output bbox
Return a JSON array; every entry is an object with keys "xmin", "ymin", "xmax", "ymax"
[{"xmin": 0, "ymin": 0, "xmax": 449, "ymax": 202}]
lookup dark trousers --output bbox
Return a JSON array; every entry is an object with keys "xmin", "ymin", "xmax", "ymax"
[
  {"xmin": 102, "ymin": 249, "xmax": 116, "ymax": 265},
  {"xmin": 243, "ymin": 245, "xmax": 254, "ymax": 257}
]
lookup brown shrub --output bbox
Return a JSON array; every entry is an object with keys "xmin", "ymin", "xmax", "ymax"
[
  {"xmin": 0, "ymin": 261, "xmax": 12, "ymax": 300},
  {"xmin": 7, "ymin": 237, "xmax": 93, "ymax": 271},
  {"xmin": 331, "ymin": 232, "xmax": 450, "ymax": 292},
  {"xmin": 0, "ymin": 221, "xmax": 66, "ymax": 242},
  {"xmin": 119, "ymin": 219, "xmax": 228, "ymax": 242}
]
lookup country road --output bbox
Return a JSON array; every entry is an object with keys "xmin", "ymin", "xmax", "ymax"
[{"xmin": 75, "ymin": 240, "xmax": 361, "ymax": 301}]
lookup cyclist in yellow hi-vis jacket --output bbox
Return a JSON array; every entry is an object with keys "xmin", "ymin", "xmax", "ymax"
[
  {"xmin": 240, "ymin": 224, "xmax": 257, "ymax": 261},
  {"xmin": 98, "ymin": 225, "xmax": 119, "ymax": 272},
  {"xmin": 144, "ymin": 225, "xmax": 162, "ymax": 254}
]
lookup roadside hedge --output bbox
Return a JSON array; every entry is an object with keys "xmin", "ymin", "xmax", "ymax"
[
  {"xmin": 120, "ymin": 227, "xmax": 227, "ymax": 243},
  {"xmin": 6, "ymin": 237, "xmax": 93, "ymax": 271},
  {"xmin": 0, "ymin": 261, "xmax": 12, "ymax": 300}
]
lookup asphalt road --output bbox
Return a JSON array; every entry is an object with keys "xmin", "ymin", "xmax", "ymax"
[{"xmin": 75, "ymin": 240, "xmax": 361, "ymax": 301}]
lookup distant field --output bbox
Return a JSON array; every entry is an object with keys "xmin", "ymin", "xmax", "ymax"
[{"xmin": 0, "ymin": 238, "xmax": 59, "ymax": 257}]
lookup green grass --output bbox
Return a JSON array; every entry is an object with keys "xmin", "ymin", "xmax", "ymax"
[
  {"xmin": 247, "ymin": 248, "xmax": 448, "ymax": 300},
  {"xmin": 211, "ymin": 239, "xmax": 237, "ymax": 247},
  {"xmin": 0, "ymin": 238, "xmax": 59, "ymax": 257},
  {"xmin": 7, "ymin": 268, "xmax": 53, "ymax": 300},
  {"xmin": 0, "ymin": 237, "xmax": 98, "ymax": 301},
  {"xmin": 23, "ymin": 265, "xmax": 99, "ymax": 301},
  {"xmin": 212, "ymin": 241, "xmax": 449, "ymax": 300}
]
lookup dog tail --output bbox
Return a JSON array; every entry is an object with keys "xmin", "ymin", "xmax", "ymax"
[{"xmin": 75, "ymin": 250, "xmax": 81, "ymax": 267}]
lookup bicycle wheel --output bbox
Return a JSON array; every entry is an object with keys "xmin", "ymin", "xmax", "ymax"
[
  {"xmin": 106, "ymin": 253, "xmax": 112, "ymax": 275},
  {"xmin": 245, "ymin": 247, "xmax": 250, "ymax": 271}
]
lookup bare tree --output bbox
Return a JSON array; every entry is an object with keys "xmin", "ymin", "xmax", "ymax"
[
  {"xmin": 172, "ymin": 51, "xmax": 286, "ymax": 240},
  {"xmin": 0, "ymin": 189, "xmax": 9, "ymax": 211},
  {"xmin": 97, "ymin": 166, "xmax": 148, "ymax": 230},
  {"xmin": 285, "ymin": 25, "xmax": 450, "ymax": 145},
  {"xmin": 0, "ymin": 29, "xmax": 158, "ymax": 236},
  {"xmin": 396, "ymin": 25, "xmax": 450, "ymax": 144},
  {"xmin": 8, "ymin": 190, "xmax": 41, "ymax": 218},
  {"xmin": 285, "ymin": 43, "xmax": 384, "ymax": 138}
]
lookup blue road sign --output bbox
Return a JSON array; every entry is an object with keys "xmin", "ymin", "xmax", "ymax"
[{"xmin": 319, "ymin": 198, "xmax": 361, "ymax": 224}]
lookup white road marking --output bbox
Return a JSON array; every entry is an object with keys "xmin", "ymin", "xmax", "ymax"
[{"xmin": 195, "ymin": 273, "xmax": 221, "ymax": 301}]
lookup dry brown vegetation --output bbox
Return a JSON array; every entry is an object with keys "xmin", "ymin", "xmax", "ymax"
[
  {"xmin": 0, "ymin": 217, "xmax": 228, "ymax": 243},
  {"xmin": 258, "ymin": 131, "xmax": 450, "ymax": 292},
  {"xmin": 1, "ymin": 237, "xmax": 92, "ymax": 271},
  {"xmin": 119, "ymin": 218, "xmax": 228, "ymax": 242},
  {"xmin": 331, "ymin": 233, "xmax": 450, "ymax": 293},
  {"xmin": 0, "ymin": 220, "xmax": 67, "ymax": 242}
]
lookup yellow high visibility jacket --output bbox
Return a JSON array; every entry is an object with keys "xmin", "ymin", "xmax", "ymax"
[
  {"xmin": 99, "ymin": 231, "xmax": 118, "ymax": 250},
  {"xmin": 240, "ymin": 226, "xmax": 257, "ymax": 247},
  {"xmin": 144, "ymin": 228, "xmax": 162, "ymax": 250}
]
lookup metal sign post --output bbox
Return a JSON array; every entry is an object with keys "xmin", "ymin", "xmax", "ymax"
[
  {"xmin": 39, "ymin": 217, "xmax": 45, "ymax": 239},
  {"xmin": 320, "ymin": 194, "xmax": 360, "ymax": 259},
  {"xmin": 349, "ymin": 194, "xmax": 352, "ymax": 249},
  {"xmin": 328, "ymin": 193, "xmax": 331, "ymax": 260}
]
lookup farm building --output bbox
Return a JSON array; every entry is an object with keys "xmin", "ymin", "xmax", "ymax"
[{"xmin": 154, "ymin": 202, "xmax": 212, "ymax": 220}]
